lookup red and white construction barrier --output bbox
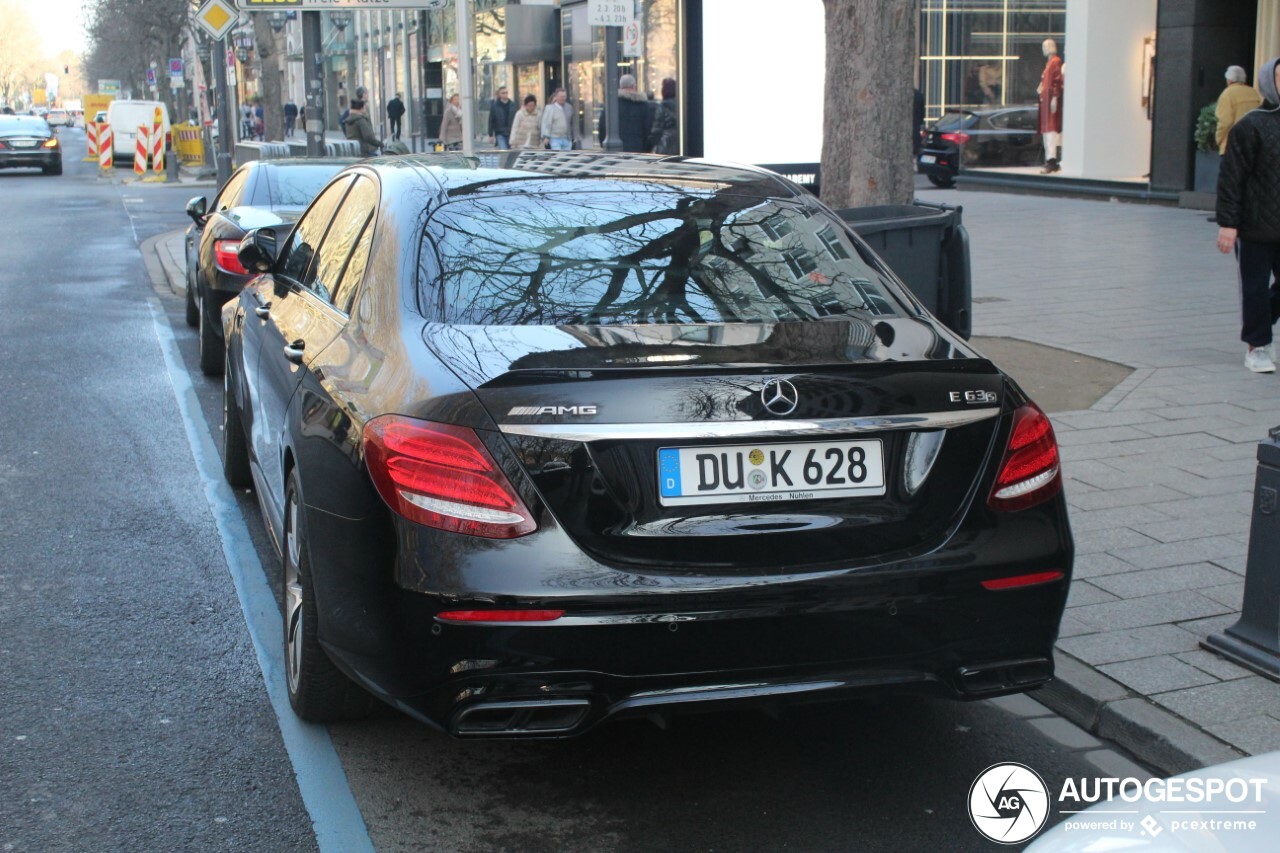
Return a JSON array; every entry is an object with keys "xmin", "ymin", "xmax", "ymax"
[
  {"xmin": 84, "ymin": 122, "xmax": 100, "ymax": 161},
  {"xmin": 98, "ymin": 124, "xmax": 114, "ymax": 169},
  {"xmin": 134, "ymin": 125, "xmax": 149, "ymax": 175}
]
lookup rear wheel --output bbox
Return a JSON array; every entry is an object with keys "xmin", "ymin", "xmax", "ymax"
[
  {"xmin": 283, "ymin": 473, "xmax": 373, "ymax": 722},
  {"xmin": 221, "ymin": 361, "xmax": 252, "ymax": 488},
  {"xmin": 198, "ymin": 287, "xmax": 224, "ymax": 376},
  {"xmin": 42, "ymin": 163, "xmax": 62, "ymax": 176},
  {"xmin": 928, "ymin": 173, "xmax": 955, "ymax": 188}
]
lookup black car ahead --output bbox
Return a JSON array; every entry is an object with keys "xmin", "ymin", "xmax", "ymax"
[
  {"xmin": 0, "ymin": 116, "xmax": 61, "ymax": 175},
  {"xmin": 184, "ymin": 157, "xmax": 355, "ymax": 374},
  {"xmin": 224, "ymin": 152, "xmax": 1072, "ymax": 738},
  {"xmin": 917, "ymin": 105, "xmax": 1042, "ymax": 187}
]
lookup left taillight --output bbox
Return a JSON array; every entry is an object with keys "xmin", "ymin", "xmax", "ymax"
[
  {"xmin": 214, "ymin": 239, "xmax": 249, "ymax": 275},
  {"xmin": 363, "ymin": 416, "xmax": 537, "ymax": 539},
  {"xmin": 987, "ymin": 403, "xmax": 1061, "ymax": 512},
  {"xmin": 941, "ymin": 131, "xmax": 971, "ymax": 145}
]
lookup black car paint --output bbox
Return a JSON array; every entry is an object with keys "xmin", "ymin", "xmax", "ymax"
[
  {"xmin": 0, "ymin": 117, "xmax": 61, "ymax": 173},
  {"xmin": 917, "ymin": 106, "xmax": 1043, "ymax": 185},
  {"xmin": 225, "ymin": 155, "xmax": 1073, "ymax": 736}
]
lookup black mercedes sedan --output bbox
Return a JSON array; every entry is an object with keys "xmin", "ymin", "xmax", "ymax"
[
  {"xmin": 184, "ymin": 157, "xmax": 355, "ymax": 374},
  {"xmin": 917, "ymin": 106, "xmax": 1043, "ymax": 187},
  {"xmin": 223, "ymin": 152, "xmax": 1072, "ymax": 737},
  {"xmin": 0, "ymin": 116, "xmax": 61, "ymax": 175}
]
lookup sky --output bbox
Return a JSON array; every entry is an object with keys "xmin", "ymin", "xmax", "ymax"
[{"xmin": 31, "ymin": 0, "xmax": 89, "ymax": 57}]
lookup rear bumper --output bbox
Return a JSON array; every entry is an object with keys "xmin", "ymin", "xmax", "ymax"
[
  {"xmin": 306, "ymin": 503, "xmax": 1072, "ymax": 737},
  {"xmin": 916, "ymin": 149, "xmax": 957, "ymax": 179},
  {"xmin": 0, "ymin": 151, "xmax": 59, "ymax": 169}
]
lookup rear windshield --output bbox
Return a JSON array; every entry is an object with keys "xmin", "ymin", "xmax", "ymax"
[
  {"xmin": 931, "ymin": 112, "xmax": 978, "ymax": 132},
  {"xmin": 267, "ymin": 164, "xmax": 349, "ymax": 208},
  {"xmin": 0, "ymin": 119, "xmax": 51, "ymax": 137},
  {"xmin": 419, "ymin": 180, "xmax": 907, "ymax": 326}
]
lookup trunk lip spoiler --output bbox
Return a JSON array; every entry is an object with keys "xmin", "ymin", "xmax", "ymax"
[{"xmin": 497, "ymin": 408, "xmax": 1000, "ymax": 442}]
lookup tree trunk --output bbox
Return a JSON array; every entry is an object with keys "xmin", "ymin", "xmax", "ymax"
[
  {"xmin": 820, "ymin": 0, "xmax": 919, "ymax": 209},
  {"xmin": 252, "ymin": 14, "xmax": 285, "ymax": 142}
]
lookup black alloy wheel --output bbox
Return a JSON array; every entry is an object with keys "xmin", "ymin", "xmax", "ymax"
[
  {"xmin": 283, "ymin": 472, "xmax": 373, "ymax": 722},
  {"xmin": 42, "ymin": 163, "xmax": 62, "ymax": 176},
  {"xmin": 198, "ymin": 287, "xmax": 225, "ymax": 376},
  {"xmin": 928, "ymin": 174, "xmax": 956, "ymax": 188},
  {"xmin": 221, "ymin": 361, "xmax": 252, "ymax": 488}
]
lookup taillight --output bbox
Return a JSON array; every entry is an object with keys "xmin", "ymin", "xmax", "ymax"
[
  {"xmin": 437, "ymin": 610, "xmax": 564, "ymax": 623},
  {"xmin": 42, "ymin": 138, "xmax": 58, "ymax": 148},
  {"xmin": 363, "ymin": 416, "xmax": 536, "ymax": 539},
  {"xmin": 941, "ymin": 132, "xmax": 971, "ymax": 145},
  {"xmin": 214, "ymin": 240, "xmax": 249, "ymax": 275},
  {"xmin": 988, "ymin": 403, "xmax": 1061, "ymax": 511},
  {"xmin": 981, "ymin": 571, "xmax": 1064, "ymax": 591}
]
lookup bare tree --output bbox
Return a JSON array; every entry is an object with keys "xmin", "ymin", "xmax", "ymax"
[
  {"xmin": 250, "ymin": 13, "xmax": 285, "ymax": 141},
  {"xmin": 0, "ymin": 1, "xmax": 42, "ymax": 106},
  {"xmin": 820, "ymin": 0, "xmax": 919, "ymax": 209}
]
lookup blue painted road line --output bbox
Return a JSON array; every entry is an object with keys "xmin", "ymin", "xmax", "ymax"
[{"xmin": 149, "ymin": 300, "xmax": 376, "ymax": 853}]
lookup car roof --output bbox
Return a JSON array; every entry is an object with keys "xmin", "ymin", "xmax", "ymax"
[{"xmin": 363, "ymin": 151, "xmax": 806, "ymax": 199}]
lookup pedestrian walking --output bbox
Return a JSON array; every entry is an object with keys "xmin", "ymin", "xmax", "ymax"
[
  {"xmin": 1216, "ymin": 56, "xmax": 1280, "ymax": 373},
  {"xmin": 386, "ymin": 92, "xmax": 405, "ymax": 141},
  {"xmin": 540, "ymin": 87, "xmax": 575, "ymax": 150},
  {"xmin": 488, "ymin": 86, "xmax": 516, "ymax": 149},
  {"xmin": 283, "ymin": 99, "xmax": 298, "ymax": 137},
  {"xmin": 240, "ymin": 102, "xmax": 253, "ymax": 140},
  {"xmin": 509, "ymin": 94, "xmax": 542, "ymax": 149},
  {"xmin": 440, "ymin": 93, "xmax": 464, "ymax": 151},
  {"xmin": 253, "ymin": 102, "xmax": 264, "ymax": 141},
  {"xmin": 1216, "ymin": 66, "xmax": 1262, "ymax": 155},
  {"xmin": 649, "ymin": 77, "xmax": 679, "ymax": 155},
  {"xmin": 597, "ymin": 74, "xmax": 651, "ymax": 152},
  {"xmin": 343, "ymin": 98, "xmax": 382, "ymax": 156}
]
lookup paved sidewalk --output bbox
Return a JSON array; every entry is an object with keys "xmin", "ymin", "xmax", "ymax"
[
  {"xmin": 945, "ymin": 188, "xmax": 1280, "ymax": 769},
  {"xmin": 147, "ymin": 185, "xmax": 1280, "ymax": 775}
]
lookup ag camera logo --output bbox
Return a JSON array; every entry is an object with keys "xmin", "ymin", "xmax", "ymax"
[{"xmin": 969, "ymin": 762, "xmax": 1051, "ymax": 844}]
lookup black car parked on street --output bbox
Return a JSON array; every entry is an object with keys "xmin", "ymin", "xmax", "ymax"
[
  {"xmin": 184, "ymin": 158, "xmax": 355, "ymax": 374},
  {"xmin": 917, "ymin": 105, "xmax": 1043, "ymax": 187},
  {"xmin": 222, "ymin": 152, "xmax": 1073, "ymax": 737}
]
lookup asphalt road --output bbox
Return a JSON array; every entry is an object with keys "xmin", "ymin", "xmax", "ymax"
[{"xmin": 2, "ymin": 128, "xmax": 1148, "ymax": 853}]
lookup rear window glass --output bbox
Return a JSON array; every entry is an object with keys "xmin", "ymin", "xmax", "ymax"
[
  {"xmin": 268, "ymin": 164, "xmax": 349, "ymax": 208},
  {"xmin": 931, "ymin": 112, "xmax": 978, "ymax": 132},
  {"xmin": 419, "ymin": 181, "xmax": 906, "ymax": 326},
  {"xmin": 0, "ymin": 119, "xmax": 51, "ymax": 137}
]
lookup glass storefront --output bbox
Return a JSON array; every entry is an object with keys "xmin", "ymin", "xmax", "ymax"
[{"xmin": 919, "ymin": 0, "xmax": 1066, "ymax": 122}]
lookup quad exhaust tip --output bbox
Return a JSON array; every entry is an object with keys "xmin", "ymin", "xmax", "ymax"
[
  {"xmin": 957, "ymin": 658, "xmax": 1053, "ymax": 695},
  {"xmin": 452, "ymin": 699, "xmax": 592, "ymax": 736}
]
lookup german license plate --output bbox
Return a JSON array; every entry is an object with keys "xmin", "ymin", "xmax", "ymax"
[
  {"xmin": 11, "ymin": 140, "xmax": 37, "ymax": 148},
  {"xmin": 919, "ymin": 154, "xmax": 936, "ymax": 164},
  {"xmin": 658, "ymin": 439, "xmax": 885, "ymax": 506}
]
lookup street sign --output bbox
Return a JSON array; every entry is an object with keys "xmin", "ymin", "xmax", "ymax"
[
  {"xmin": 623, "ymin": 19, "xmax": 643, "ymax": 57},
  {"xmin": 169, "ymin": 58, "xmax": 184, "ymax": 79},
  {"xmin": 145, "ymin": 68, "xmax": 157, "ymax": 88},
  {"xmin": 588, "ymin": 0, "xmax": 632, "ymax": 27},
  {"xmin": 99, "ymin": 79, "xmax": 121, "ymax": 96},
  {"xmin": 240, "ymin": 0, "xmax": 447, "ymax": 7},
  {"xmin": 196, "ymin": 0, "xmax": 239, "ymax": 41}
]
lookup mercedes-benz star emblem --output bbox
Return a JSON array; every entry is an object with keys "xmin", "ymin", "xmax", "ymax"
[{"xmin": 761, "ymin": 378, "xmax": 799, "ymax": 416}]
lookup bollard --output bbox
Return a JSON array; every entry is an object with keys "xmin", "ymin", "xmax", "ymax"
[{"xmin": 1202, "ymin": 425, "xmax": 1280, "ymax": 680}]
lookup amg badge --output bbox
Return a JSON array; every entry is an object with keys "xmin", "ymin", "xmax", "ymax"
[{"xmin": 508, "ymin": 405, "xmax": 599, "ymax": 417}]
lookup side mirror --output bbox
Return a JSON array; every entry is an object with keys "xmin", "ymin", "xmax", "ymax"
[
  {"xmin": 237, "ymin": 229, "xmax": 278, "ymax": 273},
  {"xmin": 185, "ymin": 196, "xmax": 207, "ymax": 225}
]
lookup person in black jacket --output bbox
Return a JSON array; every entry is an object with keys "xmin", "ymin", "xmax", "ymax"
[
  {"xmin": 488, "ymin": 87, "xmax": 516, "ymax": 149},
  {"xmin": 386, "ymin": 93, "xmax": 405, "ymax": 141},
  {"xmin": 598, "ymin": 74, "xmax": 652, "ymax": 152},
  {"xmin": 650, "ymin": 77, "xmax": 678, "ymax": 155},
  {"xmin": 1217, "ymin": 56, "xmax": 1280, "ymax": 373}
]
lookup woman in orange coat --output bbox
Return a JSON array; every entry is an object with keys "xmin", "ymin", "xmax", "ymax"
[{"xmin": 1038, "ymin": 39, "xmax": 1064, "ymax": 172}]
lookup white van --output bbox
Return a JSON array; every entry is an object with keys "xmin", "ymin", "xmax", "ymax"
[{"xmin": 106, "ymin": 100, "xmax": 171, "ymax": 162}]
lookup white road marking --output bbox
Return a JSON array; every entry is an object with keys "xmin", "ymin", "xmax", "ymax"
[{"xmin": 148, "ymin": 299, "xmax": 375, "ymax": 853}]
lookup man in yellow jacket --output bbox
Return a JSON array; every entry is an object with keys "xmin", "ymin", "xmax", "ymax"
[{"xmin": 1216, "ymin": 66, "xmax": 1263, "ymax": 154}]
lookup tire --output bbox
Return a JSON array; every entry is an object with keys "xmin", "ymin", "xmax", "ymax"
[
  {"xmin": 185, "ymin": 271, "xmax": 199, "ymax": 328},
  {"xmin": 222, "ymin": 360, "xmax": 252, "ymax": 489},
  {"xmin": 43, "ymin": 162, "xmax": 62, "ymax": 175},
  {"xmin": 283, "ymin": 473, "xmax": 373, "ymax": 722},
  {"xmin": 198, "ymin": 287, "xmax": 225, "ymax": 376},
  {"xmin": 928, "ymin": 173, "xmax": 956, "ymax": 189}
]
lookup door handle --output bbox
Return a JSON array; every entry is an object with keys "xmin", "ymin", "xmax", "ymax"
[
  {"xmin": 254, "ymin": 302, "xmax": 271, "ymax": 319},
  {"xmin": 283, "ymin": 340, "xmax": 305, "ymax": 364}
]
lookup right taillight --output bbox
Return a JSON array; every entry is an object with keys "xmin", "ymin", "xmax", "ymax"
[
  {"xmin": 363, "ymin": 416, "xmax": 536, "ymax": 539},
  {"xmin": 987, "ymin": 403, "xmax": 1061, "ymax": 512},
  {"xmin": 214, "ymin": 239, "xmax": 249, "ymax": 275}
]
